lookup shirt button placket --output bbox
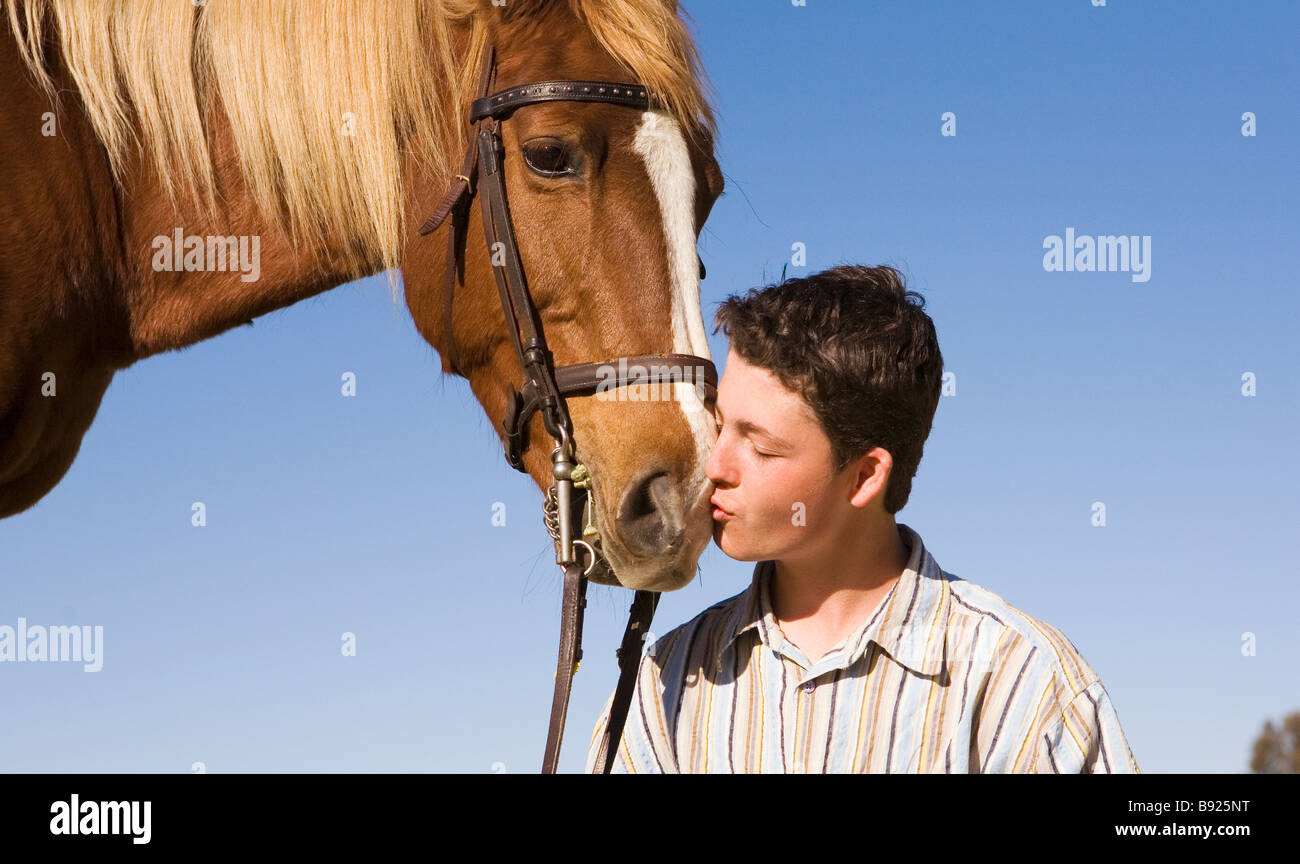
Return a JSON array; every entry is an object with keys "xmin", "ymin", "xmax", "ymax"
[{"xmin": 795, "ymin": 679, "xmax": 815, "ymax": 772}]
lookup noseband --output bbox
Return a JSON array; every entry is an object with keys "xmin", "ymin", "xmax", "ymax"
[{"xmin": 418, "ymin": 43, "xmax": 717, "ymax": 774}]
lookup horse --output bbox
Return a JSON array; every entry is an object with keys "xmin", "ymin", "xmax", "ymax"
[{"xmin": 0, "ymin": 0, "xmax": 724, "ymax": 595}]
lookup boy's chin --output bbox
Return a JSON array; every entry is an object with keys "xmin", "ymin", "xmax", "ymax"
[{"xmin": 711, "ymin": 523, "xmax": 756, "ymax": 561}]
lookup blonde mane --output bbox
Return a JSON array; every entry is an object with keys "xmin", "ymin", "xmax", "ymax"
[{"xmin": 3, "ymin": 0, "xmax": 716, "ymax": 276}]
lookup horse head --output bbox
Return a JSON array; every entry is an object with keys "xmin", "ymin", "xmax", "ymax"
[{"xmin": 403, "ymin": 1, "xmax": 725, "ymax": 591}]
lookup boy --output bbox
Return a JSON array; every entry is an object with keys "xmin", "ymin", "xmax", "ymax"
[{"xmin": 585, "ymin": 264, "xmax": 1140, "ymax": 773}]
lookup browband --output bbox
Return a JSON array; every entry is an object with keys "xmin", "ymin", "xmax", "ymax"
[{"xmin": 471, "ymin": 80, "xmax": 650, "ymax": 122}]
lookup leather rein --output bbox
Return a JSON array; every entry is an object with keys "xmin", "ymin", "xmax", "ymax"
[{"xmin": 417, "ymin": 43, "xmax": 716, "ymax": 774}]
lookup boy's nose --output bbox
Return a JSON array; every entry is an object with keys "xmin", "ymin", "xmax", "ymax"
[{"xmin": 705, "ymin": 438, "xmax": 730, "ymax": 487}]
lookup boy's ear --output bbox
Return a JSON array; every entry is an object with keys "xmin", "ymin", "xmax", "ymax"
[{"xmin": 847, "ymin": 447, "xmax": 893, "ymax": 509}]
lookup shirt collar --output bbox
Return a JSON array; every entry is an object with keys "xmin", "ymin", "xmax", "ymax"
[{"xmin": 716, "ymin": 523, "xmax": 951, "ymax": 677}]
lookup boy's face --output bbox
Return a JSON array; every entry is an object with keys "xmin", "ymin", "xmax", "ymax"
[{"xmin": 705, "ymin": 348, "xmax": 855, "ymax": 562}]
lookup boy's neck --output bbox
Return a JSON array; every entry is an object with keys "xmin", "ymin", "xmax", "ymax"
[{"xmin": 769, "ymin": 518, "xmax": 912, "ymax": 641}]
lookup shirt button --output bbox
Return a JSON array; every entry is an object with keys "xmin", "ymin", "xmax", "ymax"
[{"xmin": 802, "ymin": 682, "xmax": 815, "ymax": 694}]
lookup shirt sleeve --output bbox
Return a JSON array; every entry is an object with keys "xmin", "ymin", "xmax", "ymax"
[
  {"xmin": 1036, "ymin": 680, "xmax": 1141, "ymax": 774},
  {"xmin": 584, "ymin": 637, "xmax": 681, "ymax": 774},
  {"xmin": 585, "ymin": 691, "xmax": 625, "ymax": 774}
]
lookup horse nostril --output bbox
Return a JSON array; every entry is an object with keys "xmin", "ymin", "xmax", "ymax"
[{"xmin": 617, "ymin": 469, "xmax": 683, "ymax": 557}]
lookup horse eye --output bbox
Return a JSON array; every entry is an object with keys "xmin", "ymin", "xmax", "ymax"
[{"xmin": 523, "ymin": 139, "xmax": 575, "ymax": 177}]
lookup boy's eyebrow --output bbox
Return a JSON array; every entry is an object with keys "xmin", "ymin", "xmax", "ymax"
[{"xmin": 715, "ymin": 405, "xmax": 793, "ymax": 449}]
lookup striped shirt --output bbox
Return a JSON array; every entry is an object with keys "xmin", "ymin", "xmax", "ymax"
[{"xmin": 585, "ymin": 523, "xmax": 1140, "ymax": 773}]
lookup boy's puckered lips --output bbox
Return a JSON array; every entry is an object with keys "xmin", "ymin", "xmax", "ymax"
[{"xmin": 710, "ymin": 495, "xmax": 734, "ymax": 520}]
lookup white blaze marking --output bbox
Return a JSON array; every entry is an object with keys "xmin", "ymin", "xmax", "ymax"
[{"xmin": 632, "ymin": 111, "xmax": 715, "ymax": 476}]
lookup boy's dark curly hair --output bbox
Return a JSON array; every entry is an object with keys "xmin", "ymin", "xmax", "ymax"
[{"xmin": 713, "ymin": 265, "xmax": 944, "ymax": 514}]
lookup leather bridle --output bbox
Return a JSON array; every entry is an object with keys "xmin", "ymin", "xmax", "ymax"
[{"xmin": 417, "ymin": 43, "xmax": 717, "ymax": 774}]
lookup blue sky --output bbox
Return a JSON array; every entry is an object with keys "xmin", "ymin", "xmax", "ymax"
[{"xmin": 3, "ymin": 0, "xmax": 1296, "ymax": 773}]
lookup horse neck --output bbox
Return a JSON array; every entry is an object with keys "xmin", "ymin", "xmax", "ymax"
[
  {"xmin": 0, "ymin": 90, "xmax": 378, "ymax": 517},
  {"xmin": 121, "ymin": 135, "xmax": 376, "ymax": 361}
]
